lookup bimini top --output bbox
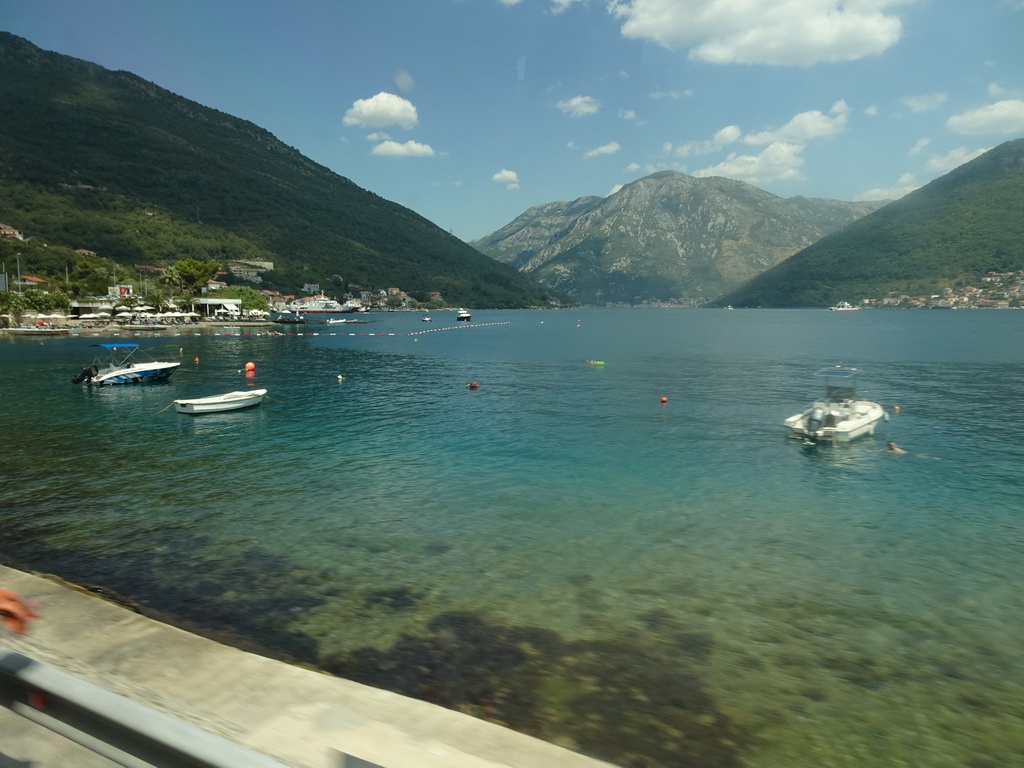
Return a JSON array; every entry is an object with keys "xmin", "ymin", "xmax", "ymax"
[
  {"xmin": 92, "ymin": 343, "xmax": 140, "ymax": 350},
  {"xmin": 816, "ymin": 366, "xmax": 859, "ymax": 401},
  {"xmin": 815, "ymin": 366, "xmax": 857, "ymax": 379}
]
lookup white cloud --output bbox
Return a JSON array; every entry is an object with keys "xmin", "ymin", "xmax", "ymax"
[
  {"xmin": 694, "ymin": 142, "xmax": 806, "ymax": 184},
  {"xmin": 947, "ymin": 99, "xmax": 1024, "ymax": 134},
  {"xmin": 551, "ymin": 0, "xmax": 583, "ymax": 13},
  {"xmin": 584, "ymin": 141, "xmax": 622, "ymax": 158},
  {"xmin": 855, "ymin": 172, "xmax": 919, "ymax": 201},
  {"xmin": 744, "ymin": 101, "xmax": 850, "ymax": 145},
  {"xmin": 366, "ymin": 132, "xmax": 392, "ymax": 142},
  {"xmin": 670, "ymin": 124, "xmax": 742, "ymax": 157},
  {"xmin": 556, "ymin": 95, "xmax": 601, "ymax": 117},
  {"xmin": 649, "ymin": 90, "xmax": 689, "ymax": 100},
  {"xmin": 664, "ymin": 101, "xmax": 849, "ymax": 185},
  {"xmin": 864, "ymin": 105, "xmax": 879, "ymax": 116},
  {"xmin": 620, "ymin": 109, "xmax": 637, "ymax": 121},
  {"xmin": 908, "ymin": 138, "xmax": 930, "ymax": 156},
  {"xmin": 924, "ymin": 146, "xmax": 989, "ymax": 173},
  {"xmin": 343, "ymin": 92, "xmax": 419, "ymax": 129},
  {"xmin": 371, "ymin": 140, "xmax": 435, "ymax": 157},
  {"xmin": 393, "ymin": 70, "xmax": 415, "ymax": 94},
  {"xmin": 608, "ymin": 0, "xmax": 907, "ymax": 66},
  {"xmin": 498, "ymin": 0, "xmax": 522, "ymax": 5},
  {"xmin": 492, "ymin": 169, "xmax": 521, "ymax": 189},
  {"xmin": 903, "ymin": 92, "xmax": 947, "ymax": 113}
]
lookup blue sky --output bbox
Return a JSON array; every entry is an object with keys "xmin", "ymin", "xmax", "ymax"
[{"xmin": 2, "ymin": 0, "xmax": 1023, "ymax": 241}]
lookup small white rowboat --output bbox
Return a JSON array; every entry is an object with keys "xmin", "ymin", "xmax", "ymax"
[{"xmin": 174, "ymin": 389, "xmax": 267, "ymax": 415}]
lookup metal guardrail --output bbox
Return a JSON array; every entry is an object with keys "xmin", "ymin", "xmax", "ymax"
[{"xmin": 0, "ymin": 646, "xmax": 288, "ymax": 768}]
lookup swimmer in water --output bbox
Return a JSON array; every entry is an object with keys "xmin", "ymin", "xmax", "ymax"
[{"xmin": 886, "ymin": 441, "xmax": 908, "ymax": 454}]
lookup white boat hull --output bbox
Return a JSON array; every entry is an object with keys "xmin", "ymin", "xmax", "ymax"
[
  {"xmin": 93, "ymin": 361, "xmax": 180, "ymax": 385},
  {"xmin": 785, "ymin": 400, "xmax": 885, "ymax": 442},
  {"xmin": 174, "ymin": 389, "xmax": 267, "ymax": 414}
]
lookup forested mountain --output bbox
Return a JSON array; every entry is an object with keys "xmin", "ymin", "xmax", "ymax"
[
  {"xmin": 0, "ymin": 32, "xmax": 560, "ymax": 307},
  {"xmin": 712, "ymin": 138, "xmax": 1024, "ymax": 307},
  {"xmin": 471, "ymin": 172, "xmax": 885, "ymax": 304}
]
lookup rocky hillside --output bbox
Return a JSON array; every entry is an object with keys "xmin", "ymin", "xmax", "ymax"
[{"xmin": 472, "ymin": 172, "xmax": 885, "ymax": 305}]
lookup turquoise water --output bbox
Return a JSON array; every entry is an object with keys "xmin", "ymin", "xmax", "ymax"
[{"xmin": 3, "ymin": 308, "xmax": 1024, "ymax": 767}]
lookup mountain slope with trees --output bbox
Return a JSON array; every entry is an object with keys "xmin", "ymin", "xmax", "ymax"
[
  {"xmin": 471, "ymin": 171, "xmax": 885, "ymax": 304},
  {"xmin": 0, "ymin": 32, "xmax": 560, "ymax": 307},
  {"xmin": 712, "ymin": 138, "xmax": 1024, "ymax": 308}
]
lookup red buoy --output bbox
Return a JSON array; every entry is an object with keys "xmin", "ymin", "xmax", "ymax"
[
  {"xmin": 660, "ymin": 396, "xmax": 668, "ymax": 404},
  {"xmin": 468, "ymin": 381, "xmax": 480, "ymax": 389},
  {"xmin": 244, "ymin": 361, "xmax": 256, "ymax": 371}
]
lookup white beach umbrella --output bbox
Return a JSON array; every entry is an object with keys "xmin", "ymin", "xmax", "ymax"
[
  {"xmin": 79, "ymin": 313, "xmax": 100, "ymax": 319},
  {"xmin": 97, "ymin": 311, "xmax": 112, "ymax": 317},
  {"xmin": 116, "ymin": 311, "xmax": 131, "ymax": 318}
]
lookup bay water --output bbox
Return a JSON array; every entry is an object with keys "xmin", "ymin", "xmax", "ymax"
[{"xmin": 2, "ymin": 308, "xmax": 1023, "ymax": 767}]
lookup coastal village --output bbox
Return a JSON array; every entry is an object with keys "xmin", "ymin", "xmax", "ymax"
[{"xmin": 3, "ymin": 220, "xmax": 1023, "ymax": 320}]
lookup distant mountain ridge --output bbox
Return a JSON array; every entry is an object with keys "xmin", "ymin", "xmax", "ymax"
[
  {"xmin": 713, "ymin": 137, "xmax": 1024, "ymax": 307},
  {"xmin": 0, "ymin": 31, "xmax": 559, "ymax": 307},
  {"xmin": 472, "ymin": 171, "xmax": 885, "ymax": 304}
]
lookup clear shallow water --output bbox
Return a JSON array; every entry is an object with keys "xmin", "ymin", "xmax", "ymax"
[{"xmin": 3, "ymin": 309, "xmax": 1024, "ymax": 767}]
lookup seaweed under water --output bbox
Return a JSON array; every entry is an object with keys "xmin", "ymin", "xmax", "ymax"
[{"xmin": 326, "ymin": 611, "xmax": 751, "ymax": 768}]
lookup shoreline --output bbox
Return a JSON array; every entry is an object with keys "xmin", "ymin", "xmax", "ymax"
[{"xmin": 0, "ymin": 561, "xmax": 613, "ymax": 768}]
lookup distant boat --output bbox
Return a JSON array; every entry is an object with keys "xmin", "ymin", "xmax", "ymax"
[
  {"xmin": 456, "ymin": 308, "xmax": 472, "ymax": 321},
  {"xmin": 325, "ymin": 317, "xmax": 367, "ymax": 324},
  {"xmin": 174, "ymin": 389, "xmax": 267, "ymax": 415},
  {"xmin": 286, "ymin": 295, "xmax": 365, "ymax": 313},
  {"xmin": 829, "ymin": 301, "xmax": 860, "ymax": 311},
  {"xmin": 422, "ymin": 315, "xmax": 432, "ymax": 322},
  {"xmin": 725, "ymin": 305, "xmax": 734, "ymax": 310},
  {"xmin": 71, "ymin": 343, "xmax": 179, "ymax": 385},
  {"xmin": 271, "ymin": 311, "xmax": 306, "ymax": 324}
]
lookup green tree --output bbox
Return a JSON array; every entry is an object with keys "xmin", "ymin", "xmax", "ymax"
[
  {"xmin": 214, "ymin": 284, "xmax": 270, "ymax": 311},
  {"xmin": 173, "ymin": 259, "xmax": 221, "ymax": 294}
]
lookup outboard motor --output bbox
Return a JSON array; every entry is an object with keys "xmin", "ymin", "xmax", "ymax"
[
  {"xmin": 806, "ymin": 406, "xmax": 825, "ymax": 437},
  {"xmin": 71, "ymin": 365, "xmax": 99, "ymax": 384}
]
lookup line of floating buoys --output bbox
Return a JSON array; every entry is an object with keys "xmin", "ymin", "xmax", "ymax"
[{"xmin": 409, "ymin": 321, "xmax": 511, "ymax": 335}]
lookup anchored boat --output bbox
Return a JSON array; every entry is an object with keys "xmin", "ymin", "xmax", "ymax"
[
  {"xmin": 174, "ymin": 389, "xmax": 267, "ymax": 414},
  {"xmin": 784, "ymin": 366, "xmax": 886, "ymax": 443},
  {"xmin": 71, "ymin": 344, "xmax": 180, "ymax": 385}
]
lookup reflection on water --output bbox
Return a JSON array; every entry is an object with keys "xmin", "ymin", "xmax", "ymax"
[{"xmin": 2, "ymin": 309, "xmax": 1024, "ymax": 768}]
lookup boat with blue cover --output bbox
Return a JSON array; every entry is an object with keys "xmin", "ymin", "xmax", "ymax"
[{"xmin": 71, "ymin": 343, "xmax": 180, "ymax": 385}]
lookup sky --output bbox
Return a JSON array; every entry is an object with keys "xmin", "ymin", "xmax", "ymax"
[{"xmin": 2, "ymin": 0, "xmax": 1023, "ymax": 241}]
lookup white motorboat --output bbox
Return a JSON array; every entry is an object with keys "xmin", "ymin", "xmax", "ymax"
[
  {"xmin": 829, "ymin": 301, "xmax": 860, "ymax": 311},
  {"xmin": 456, "ymin": 308, "xmax": 472, "ymax": 321},
  {"xmin": 325, "ymin": 317, "xmax": 367, "ymax": 325},
  {"xmin": 71, "ymin": 343, "xmax": 180, "ymax": 385},
  {"xmin": 784, "ymin": 366, "xmax": 886, "ymax": 443},
  {"xmin": 422, "ymin": 315, "xmax": 432, "ymax": 322},
  {"xmin": 174, "ymin": 389, "xmax": 267, "ymax": 414},
  {"xmin": 287, "ymin": 295, "xmax": 365, "ymax": 313}
]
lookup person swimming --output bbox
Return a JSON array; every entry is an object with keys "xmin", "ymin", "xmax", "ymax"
[{"xmin": 886, "ymin": 441, "xmax": 908, "ymax": 454}]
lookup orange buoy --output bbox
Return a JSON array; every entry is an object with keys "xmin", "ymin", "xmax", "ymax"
[
  {"xmin": 660, "ymin": 396, "xmax": 668, "ymax": 404},
  {"xmin": 194, "ymin": 356, "xmax": 200, "ymax": 364},
  {"xmin": 244, "ymin": 361, "xmax": 256, "ymax": 371}
]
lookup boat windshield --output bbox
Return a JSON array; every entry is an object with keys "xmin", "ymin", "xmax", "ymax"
[{"xmin": 816, "ymin": 367, "xmax": 857, "ymax": 401}]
